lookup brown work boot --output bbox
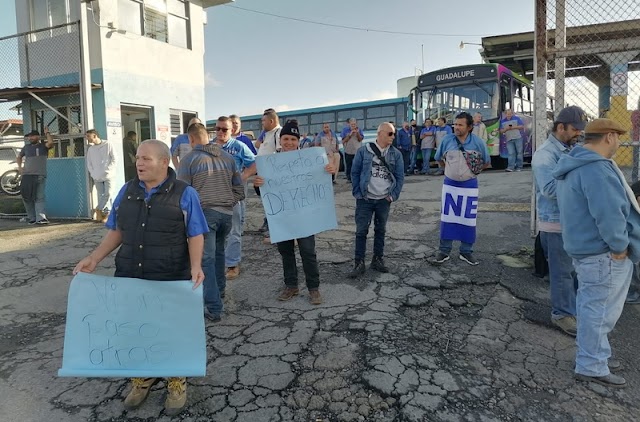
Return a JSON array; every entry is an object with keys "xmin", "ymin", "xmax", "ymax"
[
  {"xmin": 309, "ymin": 289, "xmax": 322, "ymax": 305},
  {"xmin": 100, "ymin": 211, "xmax": 109, "ymax": 223},
  {"xmin": 226, "ymin": 266, "xmax": 240, "ymax": 280},
  {"xmin": 94, "ymin": 209, "xmax": 102, "ymax": 223},
  {"xmin": 277, "ymin": 287, "xmax": 299, "ymax": 301},
  {"xmin": 124, "ymin": 377, "xmax": 157, "ymax": 410},
  {"xmin": 164, "ymin": 377, "xmax": 187, "ymax": 416}
]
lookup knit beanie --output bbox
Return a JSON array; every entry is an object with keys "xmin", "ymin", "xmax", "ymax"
[{"xmin": 280, "ymin": 119, "xmax": 301, "ymax": 139}]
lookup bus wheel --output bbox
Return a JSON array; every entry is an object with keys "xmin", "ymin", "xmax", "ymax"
[{"xmin": 490, "ymin": 156, "xmax": 508, "ymax": 170}]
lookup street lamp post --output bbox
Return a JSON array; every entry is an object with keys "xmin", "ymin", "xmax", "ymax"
[{"xmin": 459, "ymin": 41, "xmax": 483, "ymax": 50}]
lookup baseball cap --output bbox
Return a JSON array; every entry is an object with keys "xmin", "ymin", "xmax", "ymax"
[
  {"xmin": 556, "ymin": 106, "xmax": 588, "ymax": 131},
  {"xmin": 584, "ymin": 118, "xmax": 627, "ymax": 135},
  {"xmin": 24, "ymin": 130, "xmax": 40, "ymax": 137}
]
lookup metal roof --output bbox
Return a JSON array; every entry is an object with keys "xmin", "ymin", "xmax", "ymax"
[{"xmin": 0, "ymin": 84, "xmax": 102, "ymax": 102}]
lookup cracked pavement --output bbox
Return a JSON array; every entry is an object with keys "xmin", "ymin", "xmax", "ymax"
[{"xmin": 0, "ymin": 169, "xmax": 638, "ymax": 422}]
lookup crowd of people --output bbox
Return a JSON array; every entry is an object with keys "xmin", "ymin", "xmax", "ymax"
[{"xmin": 0, "ymin": 103, "xmax": 619, "ymax": 413}]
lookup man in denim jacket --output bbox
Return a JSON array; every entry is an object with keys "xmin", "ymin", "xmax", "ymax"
[
  {"xmin": 348, "ymin": 122, "xmax": 405, "ymax": 277},
  {"xmin": 532, "ymin": 106, "xmax": 586, "ymax": 337}
]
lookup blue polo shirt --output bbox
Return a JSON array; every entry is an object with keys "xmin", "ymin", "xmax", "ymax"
[
  {"xmin": 235, "ymin": 132, "xmax": 257, "ymax": 154},
  {"xmin": 106, "ymin": 178, "xmax": 209, "ymax": 238},
  {"xmin": 221, "ymin": 138, "xmax": 256, "ymax": 172},
  {"xmin": 434, "ymin": 133, "xmax": 491, "ymax": 163},
  {"xmin": 170, "ymin": 134, "xmax": 191, "ymax": 159}
]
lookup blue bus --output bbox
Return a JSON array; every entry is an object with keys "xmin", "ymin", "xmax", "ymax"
[{"xmin": 230, "ymin": 97, "xmax": 409, "ymax": 143}]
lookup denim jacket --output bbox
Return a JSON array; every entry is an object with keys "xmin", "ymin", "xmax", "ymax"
[
  {"xmin": 532, "ymin": 134, "xmax": 571, "ymax": 224},
  {"xmin": 351, "ymin": 142, "xmax": 405, "ymax": 201}
]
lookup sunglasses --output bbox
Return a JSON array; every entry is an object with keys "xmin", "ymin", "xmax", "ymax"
[
  {"xmin": 215, "ymin": 127, "xmax": 230, "ymax": 132},
  {"xmin": 388, "ymin": 132, "xmax": 396, "ymax": 136}
]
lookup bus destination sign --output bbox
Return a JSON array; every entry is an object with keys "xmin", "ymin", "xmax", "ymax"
[{"xmin": 418, "ymin": 66, "xmax": 497, "ymax": 88}]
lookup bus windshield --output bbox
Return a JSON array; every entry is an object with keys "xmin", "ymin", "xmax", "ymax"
[{"xmin": 422, "ymin": 81, "xmax": 499, "ymax": 122}]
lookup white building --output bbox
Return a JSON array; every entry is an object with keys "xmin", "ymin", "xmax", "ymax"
[{"xmin": 4, "ymin": 0, "xmax": 231, "ymax": 218}]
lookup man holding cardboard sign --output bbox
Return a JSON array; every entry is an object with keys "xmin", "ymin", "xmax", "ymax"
[{"xmin": 73, "ymin": 139, "xmax": 208, "ymax": 416}]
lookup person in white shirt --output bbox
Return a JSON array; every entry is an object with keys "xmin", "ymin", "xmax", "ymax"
[
  {"xmin": 256, "ymin": 109, "xmax": 282, "ymax": 156},
  {"xmin": 85, "ymin": 129, "xmax": 116, "ymax": 223}
]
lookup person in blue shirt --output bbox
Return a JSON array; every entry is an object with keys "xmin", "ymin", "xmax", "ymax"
[
  {"xmin": 73, "ymin": 139, "xmax": 208, "ymax": 416},
  {"xmin": 171, "ymin": 117, "xmax": 201, "ymax": 169},
  {"xmin": 215, "ymin": 116, "xmax": 257, "ymax": 280},
  {"xmin": 553, "ymin": 118, "xmax": 638, "ymax": 388},
  {"xmin": 432, "ymin": 112, "xmax": 490, "ymax": 266},
  {"xmin": 499, "ymin": 109, "xmax": 525, "ymax": 172},
  {"xmin": 431, "ymin": 117, "xmax": 453, "ymax": 175},
  {"xmin": 396, "ymin": 122, "xmax": 413, "ymax": 175},
  {"xmin": 230, "ymin": 114, "xmax": 257, "ymax": 154}
]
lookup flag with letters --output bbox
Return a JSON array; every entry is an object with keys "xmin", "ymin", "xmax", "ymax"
[{"xmin": 440, "ymin": 177, "xmax": 479, "ymax": 244}]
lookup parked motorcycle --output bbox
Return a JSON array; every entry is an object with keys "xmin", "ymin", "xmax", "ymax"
[{"xmin": 0, "ymin": 170, "xmax": 21, "ymax": 196}]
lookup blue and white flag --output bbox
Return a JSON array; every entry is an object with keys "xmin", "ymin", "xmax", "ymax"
[{"xmin": 440, "ymin": 177, "xmax": 479, "ymax": 244}]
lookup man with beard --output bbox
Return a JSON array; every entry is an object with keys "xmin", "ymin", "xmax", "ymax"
[
  {"xmin": 16, "ymin": 128, "xmax": 55, "ymax": 224},
  {"xmin": 532, "ymin": 105, "xmax": 587, "ymax": 337}
]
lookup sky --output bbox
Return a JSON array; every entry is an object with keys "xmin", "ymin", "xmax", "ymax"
[
  {"xmin": 0, "ymin": 0, "xmax": 535, "ymax": 120},
  {"xmin": 204, "ymin": 0, "xmax": 535, "ymax": 119}
]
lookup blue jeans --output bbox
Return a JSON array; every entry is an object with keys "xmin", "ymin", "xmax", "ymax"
[
  {"xmin": 94, "ymin": 179, "xmax": 113, "ymax": 212},
  {"xmin": 506, "ymin": 137, "xmax": 524, "ymax": 170},
  {"xmin": 409, "ymin": 146, "xmax": 418, "ymax": 172},
  {"xmin": 421, "ymin": 148, "xmax": 433, "ymax": 172},
  {"xmin": 573, "ymin": 253, "xmax": 632, "ymax": 376},
  {"xmin": 225, "ymin": 198, "xmax": 245, "ymax": 267},
  {"xmin": 355, "ymin": 198, "xmax": 391, "ymax": 260},
  {"xmin": 439, "ymin": 239, "xmax": 473, "ymax": 254},
  {"xmin": 540, "ymin": 231, "xmax": 577, "ymax": 319},
  {"xmin": 22, "ymin": 175, "xmax": 47, "ymax": 222},
  {"xmin": 202, "ymin": 209, "xmax": 232, "ymax": 316}
]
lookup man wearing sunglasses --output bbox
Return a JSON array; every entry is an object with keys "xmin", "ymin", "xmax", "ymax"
[
  {"xmin": 348, "ymin": 122, "xmax": 405, "ymax": 278},
  {"xmin": 177, "ymin": 120, "xmax": 245, "ymax": 323},
  {"xmin": 214, "ymin": 116, "xmax": 257, "ymax": 281}
]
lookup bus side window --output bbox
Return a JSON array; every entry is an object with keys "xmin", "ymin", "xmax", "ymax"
[
  {"xmin": 513, "ymin": 82, "xmax": 524, "ymax": 114},
  {"xmin": 500, "ymin": 74, "xmax": 512, "ymax": 112}
]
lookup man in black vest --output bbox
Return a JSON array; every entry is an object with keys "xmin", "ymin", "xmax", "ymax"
[{"xmin": 73, "ymin": 139, "xmax": 208, "ymax": 416}]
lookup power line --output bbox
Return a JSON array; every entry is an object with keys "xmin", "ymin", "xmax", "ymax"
[{"xmin": 224, "ymin": 5, "xmax": 489, "ymax": 38}]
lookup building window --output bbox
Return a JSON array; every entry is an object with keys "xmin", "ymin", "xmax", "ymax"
[
  {"xmin": 30, "ymin": 0, "xmax": 77, "ymax": 31},
  {"xmin": 119, "ymin": 0, "xmax": 191, "ymax": 49}
]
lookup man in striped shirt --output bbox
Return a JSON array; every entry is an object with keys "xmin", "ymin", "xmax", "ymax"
[{"xmin": 177, "ymin": 121, "xmax": 245, "ymax": 322}]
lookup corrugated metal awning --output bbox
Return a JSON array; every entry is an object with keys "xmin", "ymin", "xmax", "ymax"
[{"xmin": 0, "ymin": 84, "xmax": 101, "ymax": 102}]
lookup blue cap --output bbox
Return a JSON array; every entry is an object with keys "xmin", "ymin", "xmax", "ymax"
[{"xmin": 556, "ymin": 106, "xmax": 588, "ymax": 131}]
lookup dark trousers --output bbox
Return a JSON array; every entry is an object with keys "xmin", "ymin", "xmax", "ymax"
[
  {"xmin": 345, "ymin": 153, "xmax": 355, "ymax": 181},
  {"xmin": 277, "ymin": 235, "xmax": 320, "ymax": 290},
  {"xmin": 354, "ymin": 198, "xmax": 391, "ymax": 260},
  {"xmin": 399, "ymin": 149, "xmax": 410, "ymax": 174}
]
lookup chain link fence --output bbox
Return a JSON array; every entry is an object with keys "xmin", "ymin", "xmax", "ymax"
[
  {"xmin": 535, "ymin": 0, "xmax": 640, "ymax": 181},
  {"xmin": 0, "ymin": 22, "xmax": 90, "ymax": 219}
]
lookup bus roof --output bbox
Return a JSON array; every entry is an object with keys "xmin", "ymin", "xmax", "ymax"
[{"xmin": 223, "ymin": 97, "xmax": 407, "ymax": 124}]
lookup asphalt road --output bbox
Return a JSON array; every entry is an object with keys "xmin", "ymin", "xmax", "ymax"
[{"xmin": 0, "ymin": 168, "xmax": 638, "ymax": 422}]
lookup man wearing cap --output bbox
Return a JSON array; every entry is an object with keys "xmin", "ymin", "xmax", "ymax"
[
  {"xmin": 554, "ymin": 118, "xmax": 640, "ymax": 388},
  {"xmin": 531, "ymin": 106, "xmax": 587, "ymax": 337},
  {"xmin": 16, "ymin": 128, "xmax": 55, "ymax": 224}
]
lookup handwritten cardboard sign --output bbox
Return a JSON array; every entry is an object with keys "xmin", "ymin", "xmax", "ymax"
[
  {"xmin": 58, "ymin": 273, "xmax": 206, "ymax": 377},
  {"xmin": 256, "ymin": 147, "xmax": 338, "ymax": 243}
]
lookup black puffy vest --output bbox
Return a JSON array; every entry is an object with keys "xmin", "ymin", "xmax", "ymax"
[{"xmin": 114, "ymin": 169, "xmax": 191, "ymax": 281}]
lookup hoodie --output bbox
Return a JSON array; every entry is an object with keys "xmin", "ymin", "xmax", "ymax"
[
  {"xmin": 86, "ymin": 141, "xmax": 116, "ymax": 181},
  {"xmin": 176, "ymin": 143, "xmax": 245, "ymax": 214},
  {"xmin": 553, "ymin": 145, "xmax": 640, "ymax": 261}
]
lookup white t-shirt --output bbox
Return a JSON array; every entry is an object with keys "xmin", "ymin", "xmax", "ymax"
[
  {"xmin": 257, "ymin": 126, "xmax": 282, "ymax": 156},
  {"xmin": 367, "ymin": 143, "xmax": 392, "ymax": 200}
]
